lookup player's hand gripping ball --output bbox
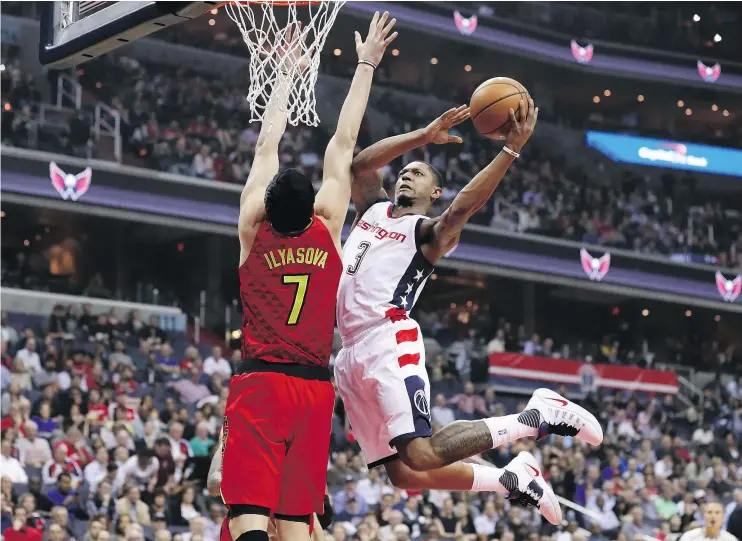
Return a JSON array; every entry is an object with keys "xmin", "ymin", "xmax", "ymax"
[{"xmin": 470, "ymin": 77, "xmax": 532, "ymax": 140}]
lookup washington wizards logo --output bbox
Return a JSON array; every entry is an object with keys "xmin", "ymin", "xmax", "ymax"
[
  {"xmin": 580, "ymin": 248, "xmax": 611, "ymax": 281},
  {"xmin": 570, "ymin": 40, "xmax": 594, "ymax": 64},
  {"xmin": 715, "ymin": 271, "xmax": 741, "ymax": 303},
  {"xmin": 453, "ymin": 11, "xmax": 477, "ymax": 36},
  {"xmin": 697, "ymin": 61, "xmax": 721, "ymax": 83},
  {"xmin": 50, "ymin": 162, "xmax": 92, "ymax": 201}
]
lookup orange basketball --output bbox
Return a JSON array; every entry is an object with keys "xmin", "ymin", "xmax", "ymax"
[{"xmin": 470, "ymin": 77, "xmax": 531, "ymax": 140}]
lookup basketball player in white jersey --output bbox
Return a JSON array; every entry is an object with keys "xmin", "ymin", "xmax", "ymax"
[{"xmin": 334, "ymin": 102, "xmax": 603, "ymax": 524}]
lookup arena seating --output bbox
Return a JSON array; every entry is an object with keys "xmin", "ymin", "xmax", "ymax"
[
  {"xmin": 2, "ymin": 41, "xmax": 740, "ymax": 270},
  {"xmin": 1, "ymin": 292, "xmax": 740, "ymax": 541}
]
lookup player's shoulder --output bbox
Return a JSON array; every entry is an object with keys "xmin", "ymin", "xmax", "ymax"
[{"xmin": 363, "ymin": 197, "xmax": 391, "ymax": 215}]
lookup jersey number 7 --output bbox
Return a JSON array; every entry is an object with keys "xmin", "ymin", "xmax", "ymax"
[{"xmin": 282, "ymin": 274, "xmax": 309, "ymax": 326}]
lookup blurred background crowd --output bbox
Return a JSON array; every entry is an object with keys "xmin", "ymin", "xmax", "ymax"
[{"xmin": 2, "ymin": 1, "xmax": 742, "ymax": 541}]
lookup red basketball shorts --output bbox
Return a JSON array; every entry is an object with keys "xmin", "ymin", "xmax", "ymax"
[{"xmin": 220, "ymin": 369, "xmax": 334, "ymax": 516}]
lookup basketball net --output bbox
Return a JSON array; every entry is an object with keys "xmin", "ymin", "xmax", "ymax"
[{"xmin": 225, "ymin": 0, "xmax": 345, "ymax": 127}]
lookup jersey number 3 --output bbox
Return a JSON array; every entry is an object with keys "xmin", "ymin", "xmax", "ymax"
[
  {"xmin": 346, "ymin": 241, "xmax": 371, "ymax": 275},
  {"xmin": 282, "ymin": 274, "xmax": 309, "ymax": 325}
]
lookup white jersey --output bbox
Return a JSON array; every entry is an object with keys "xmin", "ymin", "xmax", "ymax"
[
  {"xmin": 337, "ymin": 200, "xmax": 434, "ymax": 341},
  {"xmin": 679, "ymin": 528, "xmax": 739, "ymax": 541}
]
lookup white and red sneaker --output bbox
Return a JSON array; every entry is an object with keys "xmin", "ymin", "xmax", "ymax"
[
  {"xmin": 500, "ymin": 451, "xmax": 562, "ymax": 525},
  {"xmin": 520, "ymin": 388, "xmax": 603, "ymax": 446}
]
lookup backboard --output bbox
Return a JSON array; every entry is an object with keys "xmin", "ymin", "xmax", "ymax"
[{"xmin": 39, "ymin": 1, "xmax": 220, "ymax": 69}]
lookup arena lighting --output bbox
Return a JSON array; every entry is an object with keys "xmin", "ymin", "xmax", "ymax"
[
  {"xmin": 723, "ymin": 110, "xmax": 730, "ymax": 116},
  {"xmin": 693, "ymin": 14, "xmax": 700, "ymax": 22},
  {"xmin": 35, "ymin": 234, "xmax": 41, "ymax": 241},
  {"xmin": 593, "ymin": 96, "xmax": 600, "ymax": 103},
  {"xmin": 333, "ymin": 48, "xmax": 341, "ymax": 56},
  {"xmin": 637, "ymin": 95, "xmax": 645, "ymax": 102},
  {"xmin": 712, "ymin": 104, "xmax": 719, "ymax": 111},
  {"xmin": 430, "ymin": 273, "xmax": 437, "ymax": 280},
  {"xmin": 714, "ymin": 34, "xmax": 722, "ymax": 43},
  {"xmin": 603, "ymin": 89, "xmax": 611, "ymax": 97},
  {"xmin": 642, "ymin": 309, "xmax": 649, "ymax": 316},
  {"xmin": 95, "ymin": 81, "xmax": 102, "ymax": 88},
  {"xmin": 0, "ymin": 64, "xmax": 5, "ymax": 71},
  {"xmin": 430, "ymin": 57, "xmax": 438, "ymax": 65},
  {"xmin": 24, "ymin": 240, "xmax": 30, "ymax": 247},
  {"xmin": 450, "ymin": 302, "xmax": 456, "ymax": 308},
  {"xmin": 464, "ymin": 64, "xmax": 472, "ymax": 72},
  {"xmin": 0, "ymin": 211, "xmax": 5, "ymax": 218},
  {"xmin": 231, "ymin": 329, "xmax": 241, "ymax": 339},
  {"xmin": 677, "ymin": 100, "xmax": 684, "ymax": 107},
  {"xmin": 391, "ymin": 48, "xmax": 399, "ymax": 56},
  {"xmin": 685, "ymin": 310, "xmax": 692, "ymax": 317},
  {"xmin": 3, "ymin": 103, "xmax": 10, "ymax": 111},
  {"xmin": 208, "ymin": 18, "xmax": 215, "ymax": 26},
  {"xmin": 210, "ymin": 8, "xmax": 218, "ymax": 14},
  {"xmin": 715, "ymin": 315, "xmax": 721, "ymax": 322},
  {"xmin": 685, "ymin": 108, "xmax": 692, "ymax": 116}
]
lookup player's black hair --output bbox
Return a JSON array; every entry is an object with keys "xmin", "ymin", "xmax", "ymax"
[
  {"xmin": 424, "ymin": 162, "xmax": 444, "ymax": 188},
  {"xmin": 264, "ymin": 168, "xmax": 315, "ymax": 235}
]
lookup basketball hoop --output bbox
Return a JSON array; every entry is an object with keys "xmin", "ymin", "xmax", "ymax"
[{"xmin": 221, "ymin": 0, "xmax": 345, "ymax": 126}]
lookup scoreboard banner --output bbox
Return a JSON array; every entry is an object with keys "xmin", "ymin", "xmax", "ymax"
[
  {"xmin": 489, "ymin": 353, "xmax": 679, "ymax": 395},
  {"xmin": 586, "ymin": 131, "xmax": 742, "ymax": 178}
]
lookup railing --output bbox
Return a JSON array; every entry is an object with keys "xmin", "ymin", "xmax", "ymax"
[
  {"xmin": 677, "ymin": 374, "xmax": 704, "ymax": 407},
  {"xmin": 56, "ymin": 73, "xmax": 82, "ymax": 110},
  {"xmin": 94, "ymin": 101, "xmax": 122, "ymax": 163}
]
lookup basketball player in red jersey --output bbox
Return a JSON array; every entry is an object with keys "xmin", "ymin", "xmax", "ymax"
[{"xmin": 220, "ymin": 13, "xmax": 397, "ymax": 541}]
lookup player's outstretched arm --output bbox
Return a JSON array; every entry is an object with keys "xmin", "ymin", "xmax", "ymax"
[
  {"xmin": 421, "ymin": 99, "xmax": 538, "ymax": 262},
  {"xmin": 315, "ymin": 11, "xmax": 397, "ymax": 243},
  {"xmin": 238, "ymin": 25, "xmax": 307, "ymax": 258},
  {"xmin": 349, "ymin": 106, "xmax": 470, "ymax": 218}
]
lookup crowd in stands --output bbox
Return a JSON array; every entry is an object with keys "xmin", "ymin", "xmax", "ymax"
[
  {"xmin": 2, "ymin": 25, "xmax": 741, "ymax": 269},
  {"xmin": 70, "ymin": 51, "xmax": 740, "ymax": 269},
  {"xmin": 1, "ymin": 295, "xmax": 741, "ymax": 541}
]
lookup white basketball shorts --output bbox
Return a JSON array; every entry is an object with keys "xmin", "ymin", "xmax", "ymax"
[{"xmin": 334, "ymin": 317, "xmax": 432, "ymax": 468}]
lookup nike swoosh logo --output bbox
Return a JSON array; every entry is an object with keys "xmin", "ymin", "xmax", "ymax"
[
  {"xmin": 546, "ymin": 397, "xmax": 568, "ymax": 407},
  {"xmin": 526, "ymin": 464, "xmax": 540, "ymax": 477}
]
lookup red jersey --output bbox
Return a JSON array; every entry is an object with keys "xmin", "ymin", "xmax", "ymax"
[{"xmin": 239, "ymin": 217, "xmax": 341, "ymax": 368}]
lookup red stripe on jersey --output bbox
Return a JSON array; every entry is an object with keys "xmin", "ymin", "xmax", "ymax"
[
  {"xmin": 395, "ymin": 328, "xmax": 419, "ymax": 344},
  {"xmin": 384, "ymin": 307, "xmax": 408, "ymax": 322},
  {"xmin": 398, "ymin": 353, "xmax": 421, "ymax": 368}
]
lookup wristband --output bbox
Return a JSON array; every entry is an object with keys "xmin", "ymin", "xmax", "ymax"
[
  {"xmin": 503, "ymin": 146, "xmax": 520, "ymax": 159},
  {"xmin": 358, "ymin": 60, "xmax": 377, "ymax": 70}
]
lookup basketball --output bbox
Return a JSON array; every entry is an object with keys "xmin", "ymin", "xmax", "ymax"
[{"xmin": 470, "ymin": 77, "xmax": 531, "ymax": 140}]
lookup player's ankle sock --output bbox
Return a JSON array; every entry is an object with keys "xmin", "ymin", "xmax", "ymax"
[
  {"xmin": 235, "ymin": 531, "xmax": 269, "ymax": 541},
  {"xmin": 483, "ymin": 414, "xmax": 539, "ymax": 448},
  {"xmin": 470, "ymin": 463, "xmax": 507, "ymax": 493}
]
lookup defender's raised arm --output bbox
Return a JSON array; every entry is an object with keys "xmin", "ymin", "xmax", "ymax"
[{"xmin": 314, "ymin": 11, "xmax": 397, "ymax": 244}]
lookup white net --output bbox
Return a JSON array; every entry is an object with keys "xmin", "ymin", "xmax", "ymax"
[{"xmin": 225, "ymin": 0, "xmax": 345, "ymax": 127}]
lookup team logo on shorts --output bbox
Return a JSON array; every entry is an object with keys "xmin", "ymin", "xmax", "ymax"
[{"xmin": 413, "ymin": 390, "xmax": 430, "ymax": 417}]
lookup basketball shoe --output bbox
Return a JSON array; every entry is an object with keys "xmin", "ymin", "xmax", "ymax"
[
  {"xmin": 499, "ymin": 451, "xmax": 562, "ymax": 525},
  {"xmin": 518, "ymin": 388, "xmax": 604, "ymax": 446}
]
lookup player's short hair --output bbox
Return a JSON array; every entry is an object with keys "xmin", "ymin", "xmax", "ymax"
[
  {"xmin": 265, "ymin": 168, "xmax": 315, "ymax": 234},
  {"xmin": 423, "ymin": 162, "xmax": 444, "ymax": 188}
]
